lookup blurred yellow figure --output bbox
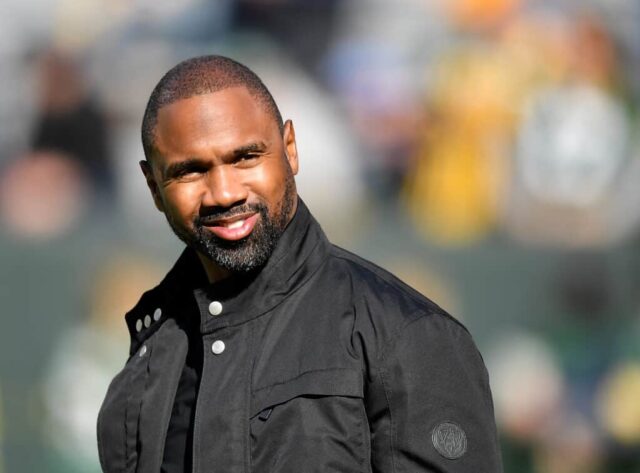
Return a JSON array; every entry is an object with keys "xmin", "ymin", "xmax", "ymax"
[
  {"xmin": 597, "ymin": 362, "xmax": 640, "ymax": 445},
  {"xmin": 403, "ymin": 10, "xmax": 620, "ymax": 246},
  {"xmin": 405, "ymin": 46, "xmax": 525, "ymax": 244}
]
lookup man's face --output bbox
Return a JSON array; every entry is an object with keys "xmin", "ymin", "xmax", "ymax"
[{"xmin": 142, "ymin": 86, "xmax": 299, "ymax": 277}]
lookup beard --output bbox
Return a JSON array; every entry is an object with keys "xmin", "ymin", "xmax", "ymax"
[{"xmin": 166, "ymin": 174, "xmax": 296, "ymax": 274}]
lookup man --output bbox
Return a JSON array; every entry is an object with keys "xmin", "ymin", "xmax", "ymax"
[{"xmin": 98, "ymin": 55, "xmax": 503, "ymax": 473}]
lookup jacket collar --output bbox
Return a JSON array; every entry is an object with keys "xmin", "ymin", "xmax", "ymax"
[{"xmin": 125, "ymin": 198, "xmax": 331, "ymax": 343}]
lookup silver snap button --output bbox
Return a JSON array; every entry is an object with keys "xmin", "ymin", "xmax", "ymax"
[
  {"xmin": 135, "ymin": 319, "xmax": 143, "ymax": 332},
  {"xmin": 139, "ymin": 345, "xmax": 147, "ymax": 357},
  {"xmin": 144, "ymin": 314, "xmax": 151, "ymax": 328},
  {"xmin": 208, "ymin": 301, "xmax": 223, "ymax": 316},
  {"xmin": 211, "ymin": 340, "xmax": 225, "ymax": 355},
  {"xmin": 153, "ymin": 308, "xmax": 162, "ymax": 321}
]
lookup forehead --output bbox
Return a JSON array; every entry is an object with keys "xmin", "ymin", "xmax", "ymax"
[{"xmin": 153, "ymin": 86, "xmax": 277, "ymax": 158}]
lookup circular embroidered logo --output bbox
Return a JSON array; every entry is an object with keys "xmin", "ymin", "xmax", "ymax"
[{"xmin": 431, "ymin": 422, "xmax": 467, "ymax": 459}]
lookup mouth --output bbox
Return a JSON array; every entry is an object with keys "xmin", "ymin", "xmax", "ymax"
[{"xmin": 200, "ymin": 212, "xmax": 260, "ymax": 241}]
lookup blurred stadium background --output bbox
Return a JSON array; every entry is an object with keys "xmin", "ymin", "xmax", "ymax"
[{"xmin": 1, "ymin": 0, "xmax": 640, "ymax": 472}]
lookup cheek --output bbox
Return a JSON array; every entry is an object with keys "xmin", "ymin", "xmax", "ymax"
[
  {"xmin": 162, "ymin": 185, "xmax": 203, "ymax": 222},
  {"xmin": 249, "ymin": 162, "xmax": 291, "ymax": 204}
]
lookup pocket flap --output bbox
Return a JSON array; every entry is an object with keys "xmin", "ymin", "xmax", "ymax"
[{"xmin": 250, "ymin": 368, "xmax": 363, "ymax": 418}]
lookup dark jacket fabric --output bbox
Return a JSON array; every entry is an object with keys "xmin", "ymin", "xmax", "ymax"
[{"xmin": 97, "ymin": 200, "xmax": 503, "ymax": 473}]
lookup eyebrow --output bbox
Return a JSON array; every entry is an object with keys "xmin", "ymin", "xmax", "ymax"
[
  {"xmin": 226, "ymin": 142, "xmax": 267, "ymax": 160},
  {"xmin": 162, "ymin": 142, "xmax": 268, "ymax": 178},
  {"xmin": 163, "ymin": 158, "xmax": 208, "ymax": 179}
]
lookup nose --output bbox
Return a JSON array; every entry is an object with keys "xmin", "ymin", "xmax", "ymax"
[{"xmin": 202, "ymin": 165, "xmax": 248, "ymax": 209}]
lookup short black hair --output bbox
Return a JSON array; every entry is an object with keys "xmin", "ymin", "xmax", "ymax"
[{"xmin": 141, "ymin": 55, "xmax": 284, "ymax": 161}]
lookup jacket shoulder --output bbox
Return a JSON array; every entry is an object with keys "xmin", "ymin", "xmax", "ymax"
[
  {"xmin": 328, "ymin": 245, "xmax": 447, "ymax": 313},
  {"xmin": 326, "ymin": 245, "xmax": 470, "ymax": 345}
]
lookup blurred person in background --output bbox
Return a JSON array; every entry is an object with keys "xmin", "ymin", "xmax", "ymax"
[
  {"xmin": 42, "ymin": 254, "xmax": 163, "ymax": 473},
  {"xmin": 234, "ymin": 0, "xmax": 343, "ymax": 75},
  {"xmin": 98, "ymin": 55, "xmax": 502, "ymax": 473},
  {"xmin": 0, "ymin": 150, "xmax": 90, "ymax": 240},
  {"xmin": 506, "ymin": 11, "xmax": 633, "ymax": 248},
  {"xmin": 402, "ymin": 0, "xmax": 527, "ymax": 245},
  {"xmin": 0, "ymin": 48, "xmax": 109, "ymax": 241},
  {"xmin": 30, "ymin": 48, "xmax": 114, "ymax": 197},
  {"xmin": 324, "ymin": 0, "xmax": 445, "ymax": 201}
]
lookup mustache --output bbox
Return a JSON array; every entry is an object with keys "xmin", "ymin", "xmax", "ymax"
[{"xmin": 195, "ymin": 203, "xmax": 264, "ymax": 226}]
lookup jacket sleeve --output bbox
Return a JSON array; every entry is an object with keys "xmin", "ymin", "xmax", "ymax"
[{"xmin": 366, "ymin": 312, "xmax": 503, "ymax": 473}]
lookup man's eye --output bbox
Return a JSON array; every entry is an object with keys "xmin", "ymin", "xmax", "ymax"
[
  {"xmin": 174, "ymin": 168, "xmax": 204, "ymax": 179},
  {"xmin": 235, "ymin": 154, "xmax": 260, "ymax": 166}
]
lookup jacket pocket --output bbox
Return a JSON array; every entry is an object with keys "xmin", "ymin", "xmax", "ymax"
[{"xmin": 250, "ymin": 368, "xmax": 370, "ymax": 473}]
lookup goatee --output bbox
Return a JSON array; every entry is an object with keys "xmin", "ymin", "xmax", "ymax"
[{"xmin": 166, "ymin": 177, "xmax": 296, "ymax": 274}]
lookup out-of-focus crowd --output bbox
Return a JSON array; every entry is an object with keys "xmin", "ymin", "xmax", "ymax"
[{"xmin": 1, "ymin": 0, "xmax": 639, "ymax": 472}]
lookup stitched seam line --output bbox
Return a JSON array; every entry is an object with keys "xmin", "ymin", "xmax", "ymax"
[
  {"xmin": 123, "ymin": 372, "xmax": 133, "ymax": 473},
  {"xmin": 377, "ymin": 361, "xmax": 397, "ymax": 473},
  {"xmin": 245, "ymin": 323, "xmax": 256, "ymax": 473},
  {"xmin": 252, "ymin": 367, "xmax": 356, "ymax": 392},
  {"xmin": 132, "ymin": 347, "xmax": 152, "ymax": 473}
]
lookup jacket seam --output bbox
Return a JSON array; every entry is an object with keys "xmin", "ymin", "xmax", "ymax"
[
  {"xmin": 375, "ymin": 314, "xmax": 472, "ymax": 473},
  {"xmin": 252, "ymin": 367, "xmax": 357, "ymax": 392},
  {"xmin": 376, "ymin": 360, "xmax": 397, "ymax": 473},
  {"xmin": 154, "ymin": 332, "xmax": 187, "ymax": 473},
  {"xmin": 123, "ymin": 370, "xmax": 133, "ymax": 473},
  {"xmin": 245, "ymin": 323, "xmax": 256, "ymax": 473},
  {"xmin": 356, "ymin": 397, "xmax": 368, "ymax": 473},
  {"xmin": 134, "ymin": 346, "xmax": 153, "ymax": 473},
  {"xmin": 374, "ymin": 311, "xmax": 468, "ymax": 473}
]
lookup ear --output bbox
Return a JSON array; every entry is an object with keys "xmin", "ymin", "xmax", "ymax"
[
  {"xmin": 282, "ymin": 120, "xmax": 299, "ymax": 176},
  {"xmin": 139, "ymin": 160, "xmax": 165, "ymax": 213}
]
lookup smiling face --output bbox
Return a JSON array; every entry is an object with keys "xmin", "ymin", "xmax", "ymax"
[{"xmin": 141, "ymin": 86, "xmax": 299, "ymax": 282}]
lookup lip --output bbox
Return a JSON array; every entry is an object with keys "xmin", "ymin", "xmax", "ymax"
[{"xmin": 202, "ymin": 212, "xmax": 259, "ymax": 241}]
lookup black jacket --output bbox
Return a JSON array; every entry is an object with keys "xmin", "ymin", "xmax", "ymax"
[{"xmin": 98, "ymin": 200, "xmax": 502, "ymax": 472}]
